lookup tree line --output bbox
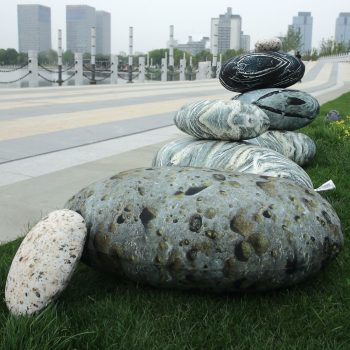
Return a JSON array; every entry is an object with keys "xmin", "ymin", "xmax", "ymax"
[{"xmin": 0, "ymin": 31, "xmax": 349, "ymax": 67}]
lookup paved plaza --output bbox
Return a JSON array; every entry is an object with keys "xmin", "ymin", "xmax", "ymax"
[{"xmin": 0, "ymin": 60, "xmax": 350, "ymax": 243}]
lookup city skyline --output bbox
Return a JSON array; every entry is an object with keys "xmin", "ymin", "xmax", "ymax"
[{"xmin": 1, "ymin": 0, "xmax": 349, "ymax": 54}]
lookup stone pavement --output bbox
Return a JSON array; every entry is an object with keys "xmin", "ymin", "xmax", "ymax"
[{"xmin": 0, "ymin": 61, "xmax": 350, "ymax": 243}]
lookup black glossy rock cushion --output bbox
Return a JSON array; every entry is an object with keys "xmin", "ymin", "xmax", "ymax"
[{"xmin": 219, "ymin": 52, "xmax": 305, "ymax": 93}]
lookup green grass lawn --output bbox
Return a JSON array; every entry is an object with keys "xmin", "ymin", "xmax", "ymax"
[{"xmin": 1, "ymin": 92, "xmax": 350, "ymax": 350}]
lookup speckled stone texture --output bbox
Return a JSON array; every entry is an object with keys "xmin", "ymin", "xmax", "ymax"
[
  {"xmin": 232, "ymin": 88, "xmax": 320, "ymax": 130},
  {"xmin": 174, "ymin": 100, "xmax": 270, "ymax": 141},
  {"xmin": 153, "ymin": 137, "xmax": 314, "ymax": 189},
  {"xmin": 243, "ymin": 130, "xmax": 316, "ymax": 166},
  {"xmin": 219, "ymin": 52, "xmax": 305, "ymax": 93},
  {"xmin": 5, "ymin": 210, "xmax": 87, "ymax": 316},
  {"xmin": 65, "ymin": 167, "xmax": 343, "ymax": 293},
  {"xmin": 255, "ymin": 38, "xmax": 282, "ymax": 52}
]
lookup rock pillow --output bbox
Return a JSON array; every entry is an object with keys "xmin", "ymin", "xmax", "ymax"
[
  {"xmin": 232, "ymin": 88, "xmax": 320, "ymax": 130},
  {"xmin": 219, "ymin": 52, "xmax": 305, "ymax": 93},
  {"xmin": 255, "ymin": 37, "xmax": 282, "ymax": 52},
  {"xmin": 243, "ymin": 130, "xmax": 316, "ymax": 166},
  {"xmin": 5, "ymin": 210, "xmax": 87, "ymax": 315},
  {"xmin": 174, "ymin": 100, "xmax": 270, "ymax": 141},
  {"xmin": 65, "ymin": 167, "xmax": 343, "ymax": 293},
  {"xmin": 152, "ymin": 137, "xmax": 314, "ymax": 189}
]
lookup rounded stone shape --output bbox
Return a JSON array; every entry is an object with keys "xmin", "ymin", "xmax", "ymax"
[
  {"xmin": 174, "ymin": 100, "xmax": 270, "ymax": 141},
  {"xmin": 5, "ymin": 209, "xmax": 87, "ymax": 316},
  {"xmin": 153, "ymin": 137, "xmax": 314, "ymax": 189},
  {"xmin": 65, "ymin": 167, "xmax": 343, "ymax": 293},
  {"xmin": 243, "ymin": 130, "xmax": 316, "ymax": 166},
  {"xmin": 255, "ymin": 37, "xmax": 282, "ymax": 52},
  {"xmin": 219, "ymin": 52, "xmax": 305, "ymax": 93},
  {"xmin": 232, "ymin": 88, "xmax": 320, "ymax": 130}
]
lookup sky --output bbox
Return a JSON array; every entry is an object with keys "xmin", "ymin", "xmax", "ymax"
[{"xmin": 0, "ymin": 0, "xmax": 348, "ymax": 54}]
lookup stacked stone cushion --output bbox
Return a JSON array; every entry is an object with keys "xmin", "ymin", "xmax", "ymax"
[
  {"xmin": 232, "ymin": 88, "xmax": 320, "ymax": 130},
  {"xmin": 152, "ymin": 137, "xmax": 313, "ymax": 189},
  {"xmin": 5, "ymin": 210, "xmax": 87, "ymax": 315},
  {"xmin": 174, "ymin": 100, "xmax": 270, "ymax": 140},
  {"xmin": 65, "ymin": 167, "xmax": 343, "ymax": 293},
  {"xmin": 255, "ymin": 37, "xmax": 282, "ymax": 52},
  {"xmin": 219, "ymin": 52, "xmax": 305, "ymax": 93},
  {"xmin": 243, "ymin": 130, "xmax": 316, "ymax": 166}
]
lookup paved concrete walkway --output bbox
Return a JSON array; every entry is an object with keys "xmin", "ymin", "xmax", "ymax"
[{"xmin": 0, "ymin": 61, "xmax": 349, "ymax": 243}]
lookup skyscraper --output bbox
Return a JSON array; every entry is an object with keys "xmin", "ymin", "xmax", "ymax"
[
  {"xmin": 240, "ymin": 32, "xmax": 250, "ymax": 52},
  {"xmin": 96, "ymin": 11, "xmax": 111, "ymax": 55},
  {"xmin": 66, "ymin": 5, "xmax": 96, "ymax": 54},
  {"xmin": 335, "ymin": 13, "xmax": 350, "ymax": 46},
  {"xmin": 211, "ymin": 8, "xmax": 242, "ymax": 54},
  {"xmin": 292, "ymin": 12, "xmax": 313, "ymax": 53},
  {"xmin": 17, "ymin": 4, "xmax": 51, "ymax": 53}
]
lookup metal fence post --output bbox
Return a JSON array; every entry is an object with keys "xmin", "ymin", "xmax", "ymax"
[
  {"xmin": 180, "ymin": 58, "xmax": 186, "ymax": 81},
  {"xmin": 161, "ymin": 57, "xmax": 167, "ymax": 82},
  {"xmin": 74, "ymin": 53, "xmax": 83, "ymax": 86},
  {"xmin": 110, "ymin": 55, "xmax": 118, "ymax": 84},
  {"xmin": 57, "ymin": 29, "xmax": 63, "ymax": 86},
  {"xmin": 28, "ymin": 50, "xmax": 38, "ymax": 87},
  {"xmin": 90, "ymin": 27, "xmax": 96, "ymax": 84},
  {"xmin": 138, "ymin": 56, "xmax": 145, "ymax": 83}
]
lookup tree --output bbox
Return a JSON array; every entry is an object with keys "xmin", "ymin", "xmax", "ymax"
[
  {"xmin": 221, "ymin": 49, "xmax": 244, "ymax": 63},
  {"xmin": 17, "ymin": 52, "xmax": 28, "ymax": 65},
  {"xmin": 281, "ymin": 27, "xmax": 302, "ymax": 52},
  {"xmin": 63, "ymin": 50, "xmax": 74, "ymax": 64},
  {"xmin": 5, "ymin": 48, "xmax": 18, "ymax": 65},
  {"xmin": 0, "ymin": 49, "xmax": 6, "ymax": 65}
]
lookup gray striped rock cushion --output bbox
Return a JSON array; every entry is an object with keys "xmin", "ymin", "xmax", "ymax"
[
  {"xmin": 152, "ymin": 137, "xmax": 314, "ymax": 189},
  {"xmin": 243, "ymin": 130, "xmax": 316, "ymax": 166},
  {"xmin": 174, "ymin": 100, "xmax": 270, "ymax": 141}
]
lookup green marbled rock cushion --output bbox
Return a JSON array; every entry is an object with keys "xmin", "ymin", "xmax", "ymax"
[
  {"xmin": 232, "ymin": 88, "xmax": 320, "ymax": 130},
  {"xmin": 152, "ymin": 137, "xmax": 314, "ymax": 189},
  {"xmin": 174, "ymin": 100, "xmax": 270, "ymax": 141},
  {"xmin": 243, "ymin": 130, "xmax": 316, "ymax": 166},
  {"xmin": 65, "ymin": 167, "xmax": 343, "ymax": 293}
]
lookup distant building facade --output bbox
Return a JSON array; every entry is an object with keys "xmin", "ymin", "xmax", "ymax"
[
  {"xmin": 17, "ymin": 4, "xmax": 51, "ymax": 53},
  {"xmin": 240, "ymin": 32, "xmax": 250, "ymax": 52},
  {"xmin": 335, "ymin": 13, "xmax": 350, "ymax": 46},
  {"xmin": 66, "ymin": 5, "xmax": 96, "ymax": 54},
  {"xmin": 177, "ymin": 36, "xmax": 209, "ymax": 55},
  {"xmin": 292, "ymin": 12, "xmax": 313, "ymax": 53},
  {"xmin": 96, "ymin": 11, "xmax": 111, "ymax": 55},
  {"xmin": 211, "ymin": 8, "xmax": 242, "ymax": 54}
]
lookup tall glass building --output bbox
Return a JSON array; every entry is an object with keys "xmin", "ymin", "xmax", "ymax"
[
  {"xmin": 17, "ymin": 5, "xmax": 51, "ymax": 53},
  {"xmin": 211, "ymin": 8, "xmax": 242, "ymax": 54},
  {"xmin": 335, "ymin": 13, "xmax": 350, "ymax": 46},
  {"xmin": 96, "ymin": 11, "xmax": 111, "ymax": 55},
  {"xmin": 66, "ymin": 5, "xmax": 96, "ymax": 54},
  {"xmin": 292, "ymin": 12, "xmax": 313, "ymax": 53}
]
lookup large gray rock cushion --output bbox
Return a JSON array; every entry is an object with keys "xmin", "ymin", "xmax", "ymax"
[
  {"xmin": 219, "ymin": 52, "xmax": 305, "ymax": 93},
  {"xmin": 243, "ymin": 130, "xmax": 316, "ymax": 166},
  {"xmin": 174, "ymin": 100, "xmax": 270, "ymax": 141},
  {"xmin": 152, "ymin": 137, "xmax": 314, "ymax": 189},
  {"xmin": 233, "ymin": 88, "xmax": 320, "ymax": 130},
  {"xmin": 65, "ymin": 167, "xmax": 343, "ymax": 293}
]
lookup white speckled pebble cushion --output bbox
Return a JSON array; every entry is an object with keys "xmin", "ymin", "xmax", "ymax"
[{"xmin": 5, "ymin": 209, "xmax": 87, "ymax": 316}]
